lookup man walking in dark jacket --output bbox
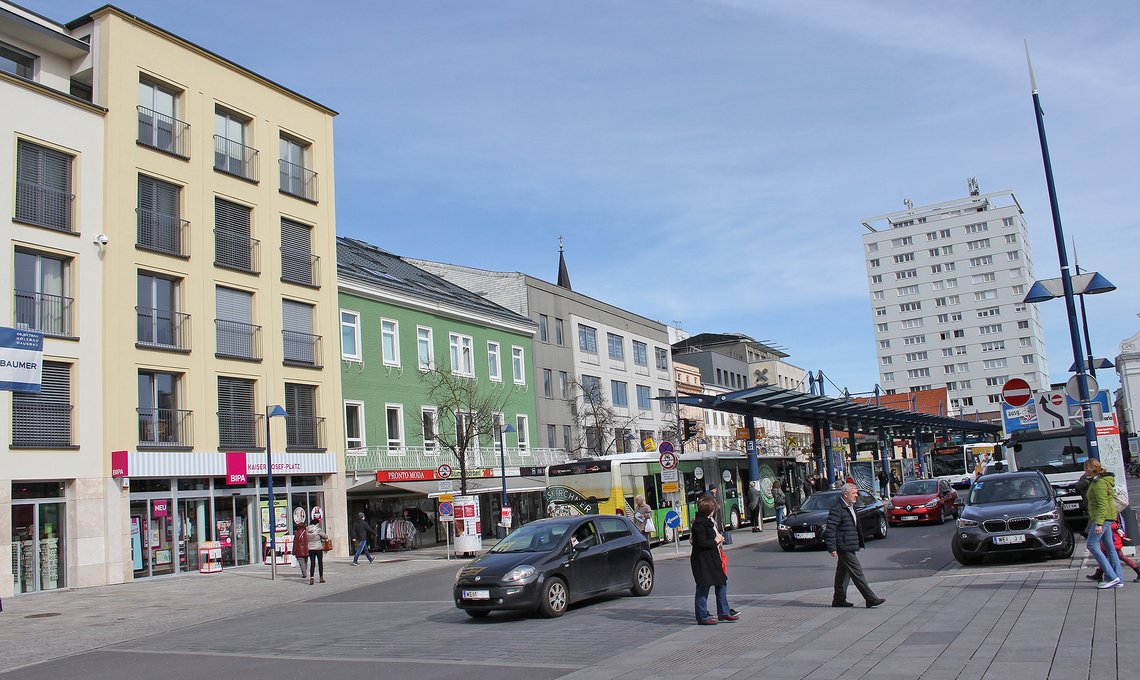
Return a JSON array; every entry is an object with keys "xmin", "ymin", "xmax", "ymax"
[
  {"xmin": 825, "ymin": 483, "xmax": 885, "ymax": 608},
  {"xmin": 351, "ymin": 512, "xmax": 377, "ymax": 565}
]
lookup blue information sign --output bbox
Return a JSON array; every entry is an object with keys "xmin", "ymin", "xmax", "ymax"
[
  {"xmin": 665, "ymin": 511, "xmax": 681, "ymax": 529},
  {"xmin": 659, "ymin": 441, "xmax": 674, "ymax": 455},
  {"xmin": 438, "ymin": 502, "xmax": 453, "ymax": 516}
]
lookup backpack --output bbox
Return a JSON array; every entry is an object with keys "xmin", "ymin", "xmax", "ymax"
[{"xmin": 1112, "ymin": 485, "xmax": 1129, "ymax": 515}]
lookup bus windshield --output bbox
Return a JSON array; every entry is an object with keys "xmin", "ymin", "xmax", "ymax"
[
  {"xmin": 930, "ymin": 450, "xmax": 969, "ymax": 478},
  {"xmin": 1013, "ymin": 435, "xmax": 1087, "ymax": 474}
]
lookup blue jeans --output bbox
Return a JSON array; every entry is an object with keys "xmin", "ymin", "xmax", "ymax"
[
  {"xmin": 1086, "ymin": 521, "xmax": 1121, "ymax": 582},
  {"xmin": 353, "ymin": 540, "xmax": 373, "ymax": 564},
  {"xmin": 695, "ymin": 582, "xmax": 730, "ymax": 622},
  {"xmin": 775, "ymin": 507, "xmax": 785, "ymax": 526}
]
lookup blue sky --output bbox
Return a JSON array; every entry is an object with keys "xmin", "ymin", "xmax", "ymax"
[{"xmin": 31, "ymin": 1, "xmax": 1140, "ymax": 395}]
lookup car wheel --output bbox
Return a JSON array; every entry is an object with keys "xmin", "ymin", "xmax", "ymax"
[
  {"xmin": 730, "ymin": 508, "xmax": 740, "ymax": 530},
  {"xmin": 1052, "ymin": 528, "xmax": 1076, "ymax": 560},
  {"xmin": 630, "ymin": 560, "xmax": 654, "ymax": 596},
  {"xmin": 779, "ymin": 541, "xmax": 795, "ymax": 552},
  {"xmin": 952, "ymin": 535, "xmax": 983, "ymax": 566},
  {"xmin": 538, "ymin": 577, "xmax": 568, "ymax": 618},
  {"xmin": 874, "ymin": 514, "xmax": 888, "ymax": 539},
  {"xmin": 935, "ymin": 506, "xmax": 946, "ymax": 525},
  {"xmin": 465, "ymin": 610, "xmax": 490, "ymax": 619}
]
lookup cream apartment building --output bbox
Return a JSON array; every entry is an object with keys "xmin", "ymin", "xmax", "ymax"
[{"xmin": 5, "ymin": 3, "xmax": 344, "ymax": 595}]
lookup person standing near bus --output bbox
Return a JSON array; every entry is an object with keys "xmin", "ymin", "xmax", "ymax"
[
  {"xmin": 748, "ymin": 482, "xmax": 762, "ymax": 533},
  {"xmin": 632, "ymin": 495, "xmax": 653, "ymax": 535}
]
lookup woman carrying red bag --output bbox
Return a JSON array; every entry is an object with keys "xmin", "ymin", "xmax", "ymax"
[{"xmin": 691, "ymin": 495, "xmax": 738, "ymax": 625}]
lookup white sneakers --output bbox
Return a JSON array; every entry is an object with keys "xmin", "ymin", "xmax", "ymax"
[{"xmin": 1097, "ymin": 577, "xmax": 1122, "ymax": 589}]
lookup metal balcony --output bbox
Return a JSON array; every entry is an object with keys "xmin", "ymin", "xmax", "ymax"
[
  {"xmin": 136, "ymin": 307, "xmax": 191, "ymax": 351},
  {"xmin": 214, "ymin": 228, "xmax": 260, "ymax": 274},
  {"xmin": 137, "ymin": 106, "xmax": 190, "ymax": 158},
  {"xmin": 137, "ymin": 209, "xmax": 190, "ymax": 257},
  {"xmin": 279, "ymin": 159, "xmax": 318, "ymax": 202},
  {"xmin": 283, "ymin": 330, "xmax": 322, "ymax": 367},
  {"xmin": 344, "ymin": 446, "xmax": 573, "ymax": 472},
  {"xmin": 15, "ymin": 181, "xmax": 73, "ymax": 232},
  {"xmin": 138, "ymin": 408, "xmax": 193, "ymax": 448},
  {"xmin": 281, "ymin": 249, "xmax": 320, "ymax": 288},
  {"xmin": 286, "ymin": 415, "xmax": 325, "ymax": 450},
  {"xmin": 218, "ymin": 410, "xmax": 264, "ymax": 450},
  {"xmin": 13, "ymin": 290, "xmax": 73, "ymax": 338},
  {"xmin": 215, "ymin": 319, "xmax": 262, "ymax": 361},
  {"xmin": 213, "ymin": 135, "xmax": 259, "ymax": 182}
]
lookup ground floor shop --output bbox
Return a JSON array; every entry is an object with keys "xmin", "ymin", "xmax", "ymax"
[{"xmin": 10, "ymin": 482, "xmax": 67, "ymax": 594}]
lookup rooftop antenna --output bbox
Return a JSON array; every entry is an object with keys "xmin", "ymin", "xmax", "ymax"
[
  {"xmin": 903, "ymin": 198, "xmax": 913, "ymax": 210},
  {"xmin": 967, "ymin": 177, "xmax": 980, "ymax": 196}
]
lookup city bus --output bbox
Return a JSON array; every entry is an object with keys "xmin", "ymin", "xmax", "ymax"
[
  {"xmin": 676, "ymin": 451, "xmax": 805, "ymax": 530},
  {"xmin": 929, "ymin": 443, "xmax": 1002, "ymax": 488},
  {"xmin": 545, "ymin": 454, "xmax": 682, "ymax": 541}
]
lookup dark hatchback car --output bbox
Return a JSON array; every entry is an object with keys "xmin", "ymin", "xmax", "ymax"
[
  {"xmin": 951, "ymin": 470, "xmax": 1075, "ymax": 565},
  {"xmin": 454, "ymin": 515, "xmax": 654, "ymax": 618},
  {"xmin": 777, "ymin": 489, "xmax": 888, "ymax": 551}
]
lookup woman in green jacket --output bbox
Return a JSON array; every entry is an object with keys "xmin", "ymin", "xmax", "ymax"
[{"xmin": 1084, "ymin": 459, "xmax": 1123, "ymax": 588}]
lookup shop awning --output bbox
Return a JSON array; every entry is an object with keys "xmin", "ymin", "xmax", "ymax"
[{"xmin": 371, "ymin": 476, "xmax": 547, "ymax": 498}]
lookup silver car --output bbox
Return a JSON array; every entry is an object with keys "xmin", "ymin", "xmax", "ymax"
[{"xmin": 951, "ymin": 470, "xmax": 1075, "ymax": 566}]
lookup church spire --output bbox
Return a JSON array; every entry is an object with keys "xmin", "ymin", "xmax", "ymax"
[{"xmin": 556, "ymin": 235, "xmax": 572, "ymax": 290}]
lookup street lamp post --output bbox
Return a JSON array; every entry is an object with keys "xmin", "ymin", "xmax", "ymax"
[
  {"xmin": 499, "ymin": 423, "xmax": 516, "ymax": 532},
  {"xmin": 265, "ymin": 404, "xmax": 287, "ymax": 580}
]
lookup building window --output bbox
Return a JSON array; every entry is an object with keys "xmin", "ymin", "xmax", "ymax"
[
  {"xmin": 581, "ymin": 375, "xmax": 602, "ymax": 400},
  {"xmin": 218, "ymin": 376, "xmax": 258, "ymax": 449},
  {"xmin": 214, "ymin": 108, "xmax": 258, "ymax": 181},
  {"xmin": 214, "ymin": 198, "xmax": 258, "ymax": 273},
  {"xmin": 422, "ymin": 407, "xmax": 438, "ymax": 452},
  {"xmin": 516, "ymin": 415, "xmax": 529, "ymax": 453},
  {"xmin": 487, "ymin": 341, "xmax": 501, "ymax": 381},
  {"xmin": 636, "ymin": 385, "xmax": 651, "ymax": 411},
  {"xmin": 216, "ymin": 286, "xmax": 259, "ymax": 360},
  {"xmin": 138, "ymin": 370, "xmax": 188, "ymax": 447},
  {"xmin": 0, "ymin": 40, "xmax": 35, "ymax": 78},
  {"xmin": 417, "ymin": 326, "xmax": 434, "ymax": 370},
  {"xmin": 138, "ymin": 79, "xmax": 189, "ymax": 157},
  {"xmin": 555, "ymin": 318, "xmax": 564, "ymax": 345},
  {"xmin": 1023, "ymin": 354, "xmax": 1035, "ymax": 364},
  {"xmin": 137, "ymin": 271, "xmax": 186, "ymax": 351},
  {"xmin": 512, "ymin": 346, "xmax": 525, "ymax": 384},
  {"xmin": 537, "ymin": 314, "xmax": 549, "ymax": 343},
  {"xmin": 542, "ymin": 369, "xmax": 553, "ymax": 398},
  {"xmin": 869, "ymin": 258, "xmax": 880, "ymax": 268},
  {"xmin": 563, "ymin": 425, "xmax": 572, "ymax": 450},
  {"xmin": 14, "ymin": 249, "xmax": 72, "ymax": 337},
  {"xmin": 611, "ymin": 380, "xmax": 628, "ymax": 408},
  {"xmin": 547, "ymin": 424, "xmax": 557, "ymax": 448},
  {"xmin": 450, "ymin": 333, "xmax": 474, "ymax": 377},
  {"xmin": 578, "ymin": 325, "xmax": 598, "ymax": 354},
  {"xmin": 655, "ymin": 347, "xmax": 669, "ymax": 371},
  {"xmin": 138, "ymin": 175, "xmax": 187, "ymax": 256},
  {"xmin": 871, "ymin": 275, "xmax": 882, "ymax": 284},
  {"xmin": 279, "ymin": 134, "xmax": 317, "ymax": 201},
  {"xmin": 381, "ymin": 318, "xmax": 400, "ymax": 366},
  {"xmin": 658, "ymin": 389, "xmax": 673, "ymax": 413},
  {"xmin": 873, "ymin": 291, "xmax": 884, "ymax": 301},
  {"xmin": 385, "ymin": 404, "xmax": 404, "ymax": 449},
  {"xmin": 284, "ymin": 383, "xmax": 322, "ymax": 450},
  {"xmin": 15, "ymin": 139, "xmax": 73, "ymax": 232},
  {"xmin": 344, "ymin": 401, "xmax": 365, "ymax": 449},
  {"xmin": 12, "ymin": 361, "xmax": 71, "ymax": 447},
  {"xmin": 559, "ymin": 371, "xmax": 569, "ymax": 398},
  {"xmin": 283, "ymin": 299, "xmax": 320, "ymax": 366},
  {"xmin": 341, "ymin": 310, "xmax": 361, "ymax": 361},
  {"xmin": 632, "ymin": 340, "xmax": 648, "ymax": 367},
  {"xmin": 281, "ymin": 218, "xmax": 318, "ymax": 287},
  {"xmin": 879, "ymin": 339, "xmax": 891, "ymax": 349}
]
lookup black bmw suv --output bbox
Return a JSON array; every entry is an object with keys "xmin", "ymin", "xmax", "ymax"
[{"xmin": 952, "ymin": 470, "xmax": 1075, "ymax": 565}]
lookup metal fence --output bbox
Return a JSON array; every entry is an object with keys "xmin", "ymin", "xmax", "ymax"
[
  {"xmin": 15, "ymin": 180, "xmax": 73, "ymax": 232},
  {"xmin": 137, "ymin": 307, "xmax": 191, "ymax": 351},
  {"xmin": 13, "ymin": 290, "xmax": 72, "ymax": 337},
  {"xmin": 215, "ymin": 319, "xmax": 262, "ymax": 360},
  {"xmin": 344, "ymin": 445, "xmax": 573, "ymax": 472},
  {"xmin": 213, "ymin": 135, "xmax": 259, "ymax": 182},
  {"xmin": 218, "ymin": 411, "xmax": 264, "ymax": 450},
  {"xmin": 214, "ymin": 228, "xmax": 260, "ymax": 274},
  {"xmin": 137, "ymin": 106, "xmax": 190, "ymax": 158},
  {"xmin": 279, "ymin": 159, "xmax": 318, "ymax": 201},
  {"xmin": 137, "ymin": 408, "xmax": 193, "ymax": 447},
  {"xmin": 286, "ymin": 415, "xmax": 325, "ymax": 450},
  {"xmin": 137, "ymin": 208, "xmax": 189, "ymax": 257},
  {"xmin": 283, "ymin": 330, "xmax": 322, "ymax": 367}
]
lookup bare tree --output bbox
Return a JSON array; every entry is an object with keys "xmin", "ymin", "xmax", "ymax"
[
  {"xmin": 565, "ymin": 377, "xmax": 641, "ymax": 457},
  {"xmin": 423, "ymin": 369, "xmax": 517, "ymax": 495}
]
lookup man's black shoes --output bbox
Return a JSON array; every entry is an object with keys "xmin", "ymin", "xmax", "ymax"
[
  {"xmin": 831, "ymin": 600, "xmax": 854, "ymax": 608},
  {"xmin": 866, "ymin": 597, "xmax": 886, "ymax": 608}
]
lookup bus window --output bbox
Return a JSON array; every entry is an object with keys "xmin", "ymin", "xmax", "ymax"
[
  {"xmin": 641, "ymin": 475, "xmax": 661, "ymax": 510},
  {"xmin": 684, "ymin": 472, "xmax": 703, "ymax": 504}
]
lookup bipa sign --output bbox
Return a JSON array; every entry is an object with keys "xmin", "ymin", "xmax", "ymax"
[
  {"xmin": 111, "ymin": 450, "xmax": 129, "ymax": 478},
  {"xmin": 226, "ymin": 452, "xmax": 248, "ymax": 485}
]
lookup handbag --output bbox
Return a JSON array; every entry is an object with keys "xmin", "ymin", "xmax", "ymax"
[
  {"xmin": 643, "ymin": 516, "xmax": 655, "ymax": 533},
  {"xmin": 719, "ymin": 547, "xmax": 728, "ymax": 576},
  {"xmin": 1111, "ymin": 485, "xmax": 1129, "ymax": 514},
  {"xmin": 321, "ymin": 536, "xmax": 333, "ymax": 552}
]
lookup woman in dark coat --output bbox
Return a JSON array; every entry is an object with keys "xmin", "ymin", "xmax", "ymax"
[{"xmin": 691, "ymin": 495, "xmax": 737, "ymax": 625}]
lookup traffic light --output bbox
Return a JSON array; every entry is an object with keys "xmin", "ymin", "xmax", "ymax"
[{"xmin": 683, "ymin": 419, "xmax": 698, "ymax": 439}]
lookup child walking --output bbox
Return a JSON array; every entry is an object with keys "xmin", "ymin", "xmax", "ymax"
[{"xmin": 1086, "ymin": 519, "xmax": 1140, "ymax": 583}]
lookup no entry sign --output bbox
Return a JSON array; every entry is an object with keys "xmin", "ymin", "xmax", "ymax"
[{"xmin": 1002, "ymin": 378, "xmax": 1032, "ymax": 407}]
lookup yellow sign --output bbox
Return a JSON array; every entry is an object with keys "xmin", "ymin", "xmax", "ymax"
[
  {"xmin": 661, "ymin": 482, "xmax": 679, "ymax": 493},
  {"xmin": 642, "ymin": 436, "xmax": 656, "ymax": 452},
  {"xmin": 439, "ymin": 494, "xmax": 453, "ymax": 503},
  {"xmin": 735, "ymin": 427, "xmax": 766, "ymax": 440}
]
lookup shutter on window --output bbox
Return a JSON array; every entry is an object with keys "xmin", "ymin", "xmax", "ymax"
[
  {"xmin": 218, "ymin": 376, "xmax": 256, "ymax": 448},
  {"xmin": 215, "ymin": 198, "xmax": 252, "ymax": 270},
  {"xmin": 216, "ymin": 286, "xmax": 254, "ymax": 357},
  {"xmin": 12, "ymin": 361, "xmax": 71, "ymax": 446},
  {"xmin": 280, "ymin": 218, "xmax": 312, "ymax": 285},
  {"xmin": 215, "ymin": 198, "xmax": 249, "ymax": 235},
  {"xmin": 216, "ymin": 286, "xmax": 252, "ymax": 322},
  {"xmin": 138, "ymin": 175, "xmax": 181, "ymax": 253},
  {"xmin": 282, "ymin": 300, "xmax": 314, "ymax": 364},
  {"xmin": 285, "ymin": 383, "xmax": 317, "ymax": 448},
  {"xmin": 16, "ymin": 140, "xmax": 73, "ymax": 230}
]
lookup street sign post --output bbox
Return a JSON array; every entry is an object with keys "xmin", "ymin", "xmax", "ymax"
[
  {"xmin": 1001, "ymin": 378, "xmax": 1033, "ymax": 407},
  {"xmin": 665, "ymin": 510, "xmax": 681, "ymax": 554},
  {"xmin": 1035, "ymin": 390, "xmax": 1070, "ymax": 433},
  {"xmin": 660, "ymin": 468, "xmax": 679, "ymax": 493},
  {"xmin": 1065, "ymin": 374, "xmax": 1098, "ymax": 402},
  {"xmin": 659, "ymin": 450, "xmax": 677, "ymax": 470},
  {"xmin": 437, "ymin": 464, "xmax": 453, "ymax": 479}
]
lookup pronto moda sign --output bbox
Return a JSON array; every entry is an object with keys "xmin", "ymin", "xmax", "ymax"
[
  {"xmin": 1001, "ymin": 378, "xmax": 1033, "ymax": 407},
  {"xmin": 376, "ymin": 469, "xmax": 436, "ymax": 483},
  {"xmin": 0, "ymin": 327, "xmax": 43, "ymax": 392}
]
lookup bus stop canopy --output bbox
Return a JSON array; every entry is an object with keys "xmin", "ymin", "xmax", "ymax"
[{"xmin": 671, "ymin": 385, "xmax": 1001, "ymax": 434}]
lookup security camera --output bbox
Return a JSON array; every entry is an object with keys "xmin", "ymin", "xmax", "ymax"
[{"xmin": 94, "ymin": 233, "xmax": 109, "ymax": 246}]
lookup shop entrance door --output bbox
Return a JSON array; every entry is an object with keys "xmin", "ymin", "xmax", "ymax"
[
  {"xmin": 11, "ymin": 502, "xmax": 65, "ymax": 593},
  {"xmin": 178, "ymin": 497, "xmax": 211, "ymax": 572},
  {"xmin": 130, "ymin": 498, "xmax": 176, "ymax": 577},
  {"xmin": 214, "ymin": 495, "xmax": 253, "ymax": 567}
]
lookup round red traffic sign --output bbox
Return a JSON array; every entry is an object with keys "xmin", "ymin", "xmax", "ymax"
[
  {"xmin": 437, "ymin": 464, "xmax": 453, "ymax": 479},
  {"xmin": 659, "ymin": 451, "xmax": 677, "ymax": 470},
  {"xmin": 1001, "ymin": 378, "xmax": 1032, "ymax": 407},
  {"xmin": 1050, "ymin": 392, "xmax": 1064, "ymax": 406}
]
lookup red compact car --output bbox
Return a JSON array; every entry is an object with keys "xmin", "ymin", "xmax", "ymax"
[{"xmin": 887, "ymin": 478, "xmax": 958, "ymax": 525}]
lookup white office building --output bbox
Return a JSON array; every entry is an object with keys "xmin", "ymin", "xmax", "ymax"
[{"xmin": 861, "ymin": 188, "xmax": 1049, "ymax": 422}]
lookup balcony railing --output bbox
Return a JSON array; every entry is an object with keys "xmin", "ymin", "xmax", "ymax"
[
  {"xmin": 281, "ymin": 249, "xmax": 320, "ymax": 287},
  {"xmin": 218, "ymin": 410, "xmax": 264, "ymax": 450},
  {"xmin": 137, "ymin": 106, "xmax": 190, "ymax": 158},
  {"xmin": 279, "ymin": 159, "xmax": 318, "ymax": 202},
  {"xmin": 215, "ymin": 319, "xmax": 262, "ymax": 361},
  {"xmin": 344, "ymin": 445, "xmax": 573, "ymax": 472},
  {"xmin": 138, "ymin": 408, "xmax": 193, "ymax": 448},
  {"xmin": 213, "ymin": 135, "xmax": 259, "ymax": 182},
  {"xmin": 136, "ymin": 307, "xmax": 190, "ymax": 351},
  {"xmin": 15, "ymin": 181, "xmax": 73, "ymax": 232},
  {"xmin": 137, "ymin": 209, "xmax": 190, "ymax": 257},
  {"xmin": 14, "ymin": 290, "xmax": 73, "ymax": 337},
  {"xmin": 214, "ymin": 228, "xmax": 260, "ymax": 274},
  {"xmin": 283, "ymin": 330, "xmax": 322, "ymax": 367},
  {"xmin": 11, "ymin": 402, "xmax": 72, "ymax": 447},
  {"xmin": 286, "ymin": 415, "xmax": 325, "ymax": 450}
]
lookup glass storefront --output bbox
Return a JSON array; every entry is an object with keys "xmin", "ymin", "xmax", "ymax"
[
  {"xmin": 129, "ymin": 475, "xmax": 323, "ymax": 578},
  {"xmin": 11, "ymin": 482, "xmax": 66, "ymax": 594}
]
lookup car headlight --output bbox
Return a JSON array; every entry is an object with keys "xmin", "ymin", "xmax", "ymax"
[
  {"xmin": 777, "ymin": 524, "xmax": 789, "ymax": 531},
  {"xmin": 1034, "ymin": 510, "xmax": 1060, "ymax": 523},
  {"xmin": 501, "ymin": 565, "xmax": 536, "ymax": 583},
  {"xmin": 455, "ymin": 567, "xmax": 467, "ymax": 584},
  {"xmin": 885, "ymin": 502, "xmax": 893, "ymax": 510},
  {"xmin": 957, "ymin": 518, "xmax": 979, "ymax": 528},
  {"xmin": 925, "ymin": 499, "xmax": 939, "ymax": 508}
]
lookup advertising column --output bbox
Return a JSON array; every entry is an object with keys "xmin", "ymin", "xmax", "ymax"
[{"xmin": 453, "ymin": 496, "xmax": 482, "ymax": 554}]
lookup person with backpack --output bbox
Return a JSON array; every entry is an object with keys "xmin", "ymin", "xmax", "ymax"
[{"xmin": 1084, "ymin": 459, "xmax": 1123, "ymax": 589}]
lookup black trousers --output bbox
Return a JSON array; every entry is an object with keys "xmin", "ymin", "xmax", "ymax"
[
  {"xmin": 834, "ymin": 550, "xmax": 876, "ymax": 603},
  {"xmin": 750, "ymin": 505, "xmax": 761, "ymax": 529}
]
